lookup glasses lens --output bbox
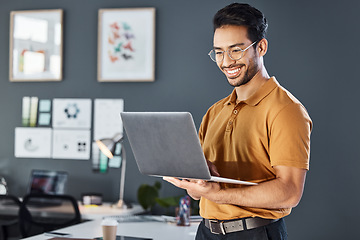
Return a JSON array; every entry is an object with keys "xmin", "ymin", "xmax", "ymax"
[
  {"xmin": 229, "ymin": 47, "xmax": 244, "ymax": 61},
  {"xmin": 209, "ymin": 50, "xmax": 222, "ymax": 62}
]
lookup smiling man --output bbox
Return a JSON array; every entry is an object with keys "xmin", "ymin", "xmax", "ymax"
[{"xmin": 164, "ymin": 3, "xmax": 312, "ymax": 240}]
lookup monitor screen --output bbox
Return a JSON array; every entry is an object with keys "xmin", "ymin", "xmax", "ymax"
[{"xmin": 28, "ymin": 169, "xmax": 68, "ymax": 195}]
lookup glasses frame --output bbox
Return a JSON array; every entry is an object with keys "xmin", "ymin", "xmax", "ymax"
[{"xmin": 208, "ymin": 41, "xmax": 257, "ymax": 63}]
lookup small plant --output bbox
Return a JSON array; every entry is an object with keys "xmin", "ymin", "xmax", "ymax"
[
  {"xmin": 137, "ymin": 181, "xmax": 199, "ymax": 215},
  {"xmin": 137, "ymin": 181, "xmax": 162, "ymax": 211}
]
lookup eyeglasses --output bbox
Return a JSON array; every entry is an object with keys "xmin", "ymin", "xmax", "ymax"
[{"xmin": 208, "ymin": 41, "xmax": 257, "ymax": 62}]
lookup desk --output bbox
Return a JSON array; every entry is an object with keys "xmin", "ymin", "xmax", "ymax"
[
  {"xmin": 22, "ymin": 218, "xmax": 200, "ymax": 240},
  {"xmin": 79, "ymin": 203, "xmax": 144, "ymax": 220},
  {"xmin": 0, "ymin": 202, "xmax": 144, "ymax": 220}
]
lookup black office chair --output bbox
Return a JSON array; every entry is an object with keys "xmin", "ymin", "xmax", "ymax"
[
  {"xmin": 0, "ymin": 195, "xmax": 22, "ymax": 240},
  {"xmin": 19, "ymin": 193, "xmax": 81, "ymax": 238}
]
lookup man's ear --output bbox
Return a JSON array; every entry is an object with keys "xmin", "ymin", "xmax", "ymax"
[{"xmin": 257, "ymin": 38, "xmax": 268, "ymax": 57}]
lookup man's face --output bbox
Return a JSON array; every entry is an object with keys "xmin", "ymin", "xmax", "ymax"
[{"xmin": 213, "ymin": 25, "xmax": 260, "ymax": 87}]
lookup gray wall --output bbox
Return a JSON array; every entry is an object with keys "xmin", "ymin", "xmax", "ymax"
[{"xmin": 0, "ymin": 0, "xmax": 358, "ymax": 239}]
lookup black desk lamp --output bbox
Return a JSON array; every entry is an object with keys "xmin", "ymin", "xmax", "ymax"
[{"xmin": 96, "ymin": 133, "xmax": 131, "ymax": 209}]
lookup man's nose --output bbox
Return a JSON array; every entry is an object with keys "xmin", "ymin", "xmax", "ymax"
[{"xmin": 222, "ymin": 52, "xmax": 235, "ymax": 67}]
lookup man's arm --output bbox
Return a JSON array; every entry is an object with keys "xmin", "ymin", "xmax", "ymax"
[{"xmin": 164, "ymin": 165, "xmax": 307, "ymax": 209}]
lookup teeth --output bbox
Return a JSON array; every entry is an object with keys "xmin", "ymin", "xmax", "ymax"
[{"xmin": 227, "ymin": 68, "xmax": 240, "ymax": 74}]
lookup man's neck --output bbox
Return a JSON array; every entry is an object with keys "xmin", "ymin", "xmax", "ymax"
[{"xmin": 235, "ymin": 68, "xmax": 270, "ymax": 102}]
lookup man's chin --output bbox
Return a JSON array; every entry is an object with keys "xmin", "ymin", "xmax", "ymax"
[{"xmin": 227, "ymin": 77, "xmax": 244, "ymax": 87}]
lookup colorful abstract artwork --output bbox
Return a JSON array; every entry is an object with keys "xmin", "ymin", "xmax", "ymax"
[
  {"xmin": 107, "ymin": 21, "xmax": 136, "ymax": 63},
  {"xmin": 98, "ymin": 8, "xmax": 155, "ymax": 82}
]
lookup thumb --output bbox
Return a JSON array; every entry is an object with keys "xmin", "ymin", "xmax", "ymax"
[{"xmin": 206, "ymin": 160, "xmax": 220, "ymax": 177}]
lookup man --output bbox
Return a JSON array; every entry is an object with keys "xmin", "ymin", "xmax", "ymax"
[{"xmin": 164, "ymin": 3, "xmax": 312, "ymax": 240}]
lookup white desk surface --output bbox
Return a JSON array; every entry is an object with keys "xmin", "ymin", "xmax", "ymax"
[
  {"xmin": 22, "ymin": 218, "xmax": 200, "ymax": 240},
  {"xmin": 79, "ymin": 203, "xmax": 144, "ymax": 219},
  {"xmin": 0, "ymin": 201, "xmax": 144, "ymax": 220}
]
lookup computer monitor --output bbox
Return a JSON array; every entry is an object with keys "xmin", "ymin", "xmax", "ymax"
[{"xmin": 27, "ymin": 169, "xmax": 68, "ymax": 195}]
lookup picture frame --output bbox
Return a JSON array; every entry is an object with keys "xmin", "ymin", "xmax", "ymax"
[
  {"xmin": 98, "ymin": 8, "xmax": 156, "ymax": 82},
  {"xmin": 9, "ymin": 9, "xmax": 63, "ymax": 82}
]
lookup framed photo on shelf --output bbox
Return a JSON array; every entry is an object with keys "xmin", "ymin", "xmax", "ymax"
[
  {"xmin": 98, "ymin": 8, "xmax": 156, "ymax": 82},
  {"xmin": 9, "ymin": 9, "xmax": 63, "ymax": 82}
]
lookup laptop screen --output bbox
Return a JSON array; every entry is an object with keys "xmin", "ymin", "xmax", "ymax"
[{"xmin": 28, "ymin": 170, "xmax": 68, "ymax": 195}]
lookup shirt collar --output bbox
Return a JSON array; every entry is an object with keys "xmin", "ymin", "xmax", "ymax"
[{"xmin": 224, "ymin": 77, "xmax": 279, "ymax": 106}]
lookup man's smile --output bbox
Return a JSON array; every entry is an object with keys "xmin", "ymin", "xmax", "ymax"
[{"xmin": 223, "ymin": 65, "xmax": 245, "ymax": 79}]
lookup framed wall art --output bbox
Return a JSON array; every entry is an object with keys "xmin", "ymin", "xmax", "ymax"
[
  {"xmin": 9, "ymin": 9, "xmax": 63, "ymax": 82},
  {"xmin": 98, "ymin": 8, "xmax": 156, "ymax": 82}
]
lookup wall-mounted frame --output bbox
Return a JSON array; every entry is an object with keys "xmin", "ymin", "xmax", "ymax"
[
  {"xmin": 9, "ymin": 9, "xmax": 63, "ymax": 82},
  {"xmin": 98, "ymin": 8, "xmax": 156, "ymax": 82}
]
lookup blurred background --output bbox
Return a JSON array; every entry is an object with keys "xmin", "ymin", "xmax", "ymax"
[{"xmin": 0, "ymin": 0, "xmax": 358, "ymax": 239}]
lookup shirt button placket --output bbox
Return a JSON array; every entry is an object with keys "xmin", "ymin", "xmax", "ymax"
[
  {"xmin": 226, "ymin": 107, "xmax": 239, "ymax": 132},
  {"xmin": 226, "ymin": 119, "xmax": 233, "ymax": 132}
]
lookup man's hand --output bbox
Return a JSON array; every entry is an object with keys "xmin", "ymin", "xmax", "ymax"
[
  {"xmin": 164, "ymin": 165, "xmax": 307, "ymax": 209},
  {"xmin": 163, "ymin": 159, "xmax": 221, "ymax": 201},
  {"xmin": 206, "ymin": 160, "xmax": 220, "ymax": 177},
  {"xmin": 163, "ymin": 177, "xmax": 221, "ymax": 201}
]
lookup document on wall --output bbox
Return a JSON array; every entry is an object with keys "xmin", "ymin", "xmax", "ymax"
[
  {"xmin": 14, "ymin": 127, "xmax": 52, "ymax": 158},
  {"xmin": 52, "ymin": 98, "xmax": 92, "ymax": 129},
  {"xmin": 38, "ymin": 99, "xmax": 52, "ymax": 126},
  {"xmin": 93, "ymin": 99, "xmax": 124, "ymax": 141},
  {"xmin": 92, "ymin": 99, "xmax": 124, "ymax": 169},
  {"xmin": 22, "ymin": 97, "xmax": 30, "ymax": 127},
  {"xmin": 52, "ymin": 129, "xmax": 91, "ymax": 160}
]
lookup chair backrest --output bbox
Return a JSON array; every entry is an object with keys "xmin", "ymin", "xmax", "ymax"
[
  {"xmin": 0, "ymin": 195, "xmax": 22, "ymax": 240},
  {"xmin": 19, "ymin": 193, "xmax": 81, "ymax": 238},
  {"xmin": 0, "ymin": 194, "xmax": 21, "ymax": 211}
]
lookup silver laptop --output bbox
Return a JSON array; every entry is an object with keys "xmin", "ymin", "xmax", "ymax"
[
  {"xmin": 26, "ymin": 169, "xmax": 68, "ymax": 206},
  {"xmin": 120, "ymin": 112, "xmax": 257, "ymax": 185}
]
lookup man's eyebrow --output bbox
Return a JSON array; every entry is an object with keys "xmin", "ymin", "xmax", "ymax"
[
  {"xmin": 213, "ymin": 43, "xmax": 246, "ymax": 49},
  {"xmin": 230, "ymin": 43, "xmax": 246, "ymax": 48}
]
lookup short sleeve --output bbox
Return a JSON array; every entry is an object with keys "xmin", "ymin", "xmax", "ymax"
[{"xmin": 269, "ymin": 103, "xmax": 312, "ymax": 170}]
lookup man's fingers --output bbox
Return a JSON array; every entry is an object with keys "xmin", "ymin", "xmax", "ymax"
[
  {"xmin": 163, "ymin": 177, "xmax": 178, "ymax": 184},
  {"xmin": 163, "ymin": 177, "xmax": 207, "ymax": 188}
]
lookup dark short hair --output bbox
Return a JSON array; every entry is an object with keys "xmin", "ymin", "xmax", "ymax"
[{"xmin": 213, "ymin": 3, "xmax": 268, "ymax": 43}]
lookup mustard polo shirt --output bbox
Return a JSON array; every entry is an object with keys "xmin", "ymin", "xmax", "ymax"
[{"xmin": 198, "ymin": 77, "xmax": 312, "ymax": 220}]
